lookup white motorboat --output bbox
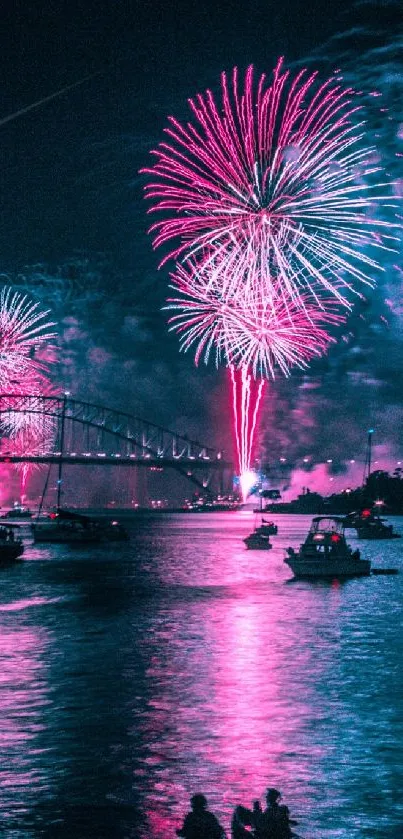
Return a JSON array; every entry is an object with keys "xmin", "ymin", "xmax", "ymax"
[{"xmin": 285, "ymin": 516, "xmax": 371, "ymax": 578}]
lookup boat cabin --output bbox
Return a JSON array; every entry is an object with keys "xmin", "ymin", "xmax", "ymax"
[
  {"xmin": 300, "ymin": 516, "xmax": 350, "ymax": 558},
  {"xmin": 0, "ymin": 523, "xmax": 23, "ymax": 543},
  {"xmin": 308, "ymin": 516, "xmax": 346, "ymax": 537}
]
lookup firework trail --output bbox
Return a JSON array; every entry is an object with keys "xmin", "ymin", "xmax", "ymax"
[
  {"xmin": 230, "ymin": 366, "xmax": 265, "ymax": 498},
  {"xmin": 167, "ymin": 259, "xmax": 342, "ymax": 489},
  {"xmin": 143, "ymin": 58, "xmax": 397, "ymax": 307}
]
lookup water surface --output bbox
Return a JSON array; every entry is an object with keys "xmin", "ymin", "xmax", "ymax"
[{"xmin": 0, "ymin": 513, "xmax": 402, "ymax": 837}]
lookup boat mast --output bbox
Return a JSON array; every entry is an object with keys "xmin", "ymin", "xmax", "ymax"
[
  {"xmin": 56, "ymin": 392, "xmax": 69, "ymax": 511},
  {"xmin": 364, "ymin": 428, "xmax": 374, "ymax": 485}
]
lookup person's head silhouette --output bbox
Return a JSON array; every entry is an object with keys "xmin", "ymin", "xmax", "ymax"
[
  {"xmin": 266, "ymin": 788, "xmax": 281, "ymax": 805},
  {"xmin": 191, "ymin": 794, "xmax": 208, "ymax": 811}
]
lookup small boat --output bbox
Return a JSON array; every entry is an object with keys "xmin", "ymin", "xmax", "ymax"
[
  {"xmin": 3, "ymin": 505, "xmax": 32, "ymax": 519},
  {"xmin": 356, "ymin": 517, "xmax": 401, "ymax": 540},
  {"xmin": 345, "ymin": 510, "xmax": 401, "ymax": 540},
  {"xmin": 245, "ymin": 496, "xmax": 278, "ymax": 548},
  {"xmin": 255, "ymin": 518, "xmax": 278, "ymax": 536},
  {"xmin": 0, "ymin": 524, "xmax": 24, "ymax": 563},
  {"xmin": 244, "ymin": 530, "xmax": 273, "ymax": 550},
  {"xmin": 285, "ymin": 516, "xmax": 371, "ymax": 578}
]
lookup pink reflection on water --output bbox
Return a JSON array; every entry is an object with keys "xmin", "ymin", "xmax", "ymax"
[
  {"xmin": 207, "ymin": 598, "xmax": 283, "ymax": 793},
  {"xmin": 0, "ymin": 596, "xmax": 63, "ymax": 612},
  {"xmin": 0, "ymin": 623, "xmax": 52, "ymax": 812},
  {"xmin": 201, "ymin": 591, "xmax": 329, "ymax": 815},
  {"xmin": 137, "ymin": 531, "xmax": 350, "ymax": 837}
]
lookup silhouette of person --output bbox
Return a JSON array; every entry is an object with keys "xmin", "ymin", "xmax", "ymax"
[
  {"xmin": 231, "ymin": 804, "xmax": 254, "ymax": 838},
  {"xmin": 253, "ymin": 788, "xmax": 297, "ymax": 839},
  {"xmin": 177, "ymin": 794, "xmax": 226, "ymax": 839}
]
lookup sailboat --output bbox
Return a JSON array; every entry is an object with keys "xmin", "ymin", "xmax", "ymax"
[
  {"xmin": 251, "ymin": 491, "xmax": 278, "ymax": 535},
  {"xmin": 343, "ymin": 430, "xmax": 401, "ymax": 540},
  {"xmin": 243, "ymin": 492, "xmax": 278, "ymax": 549},
  {"xmin": 31, "ymin": 394, "xmax": 128, "ymax": 544}
]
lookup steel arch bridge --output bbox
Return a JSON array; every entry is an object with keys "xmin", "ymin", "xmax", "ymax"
[{"xmin": 0, "ymin": 394, "xmax": 233, "ymax": 494}]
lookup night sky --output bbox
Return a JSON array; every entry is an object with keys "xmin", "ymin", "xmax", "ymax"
[{"xmin": 1, "ymin": 0, "xmax": 402, "ymax": 493}]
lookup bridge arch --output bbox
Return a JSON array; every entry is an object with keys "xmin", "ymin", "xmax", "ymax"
[{"xmin": 0, "ymin": 394, "xmax": 233, "ymax": 496}]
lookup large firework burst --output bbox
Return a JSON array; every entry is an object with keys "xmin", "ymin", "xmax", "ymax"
[
  {"xmin": 143, "ymin": 58, "xmax": 398, "ymax": 499},
  {"xmin": 143, "ymin": 58, "xmax": 397, "ymax": 305}
]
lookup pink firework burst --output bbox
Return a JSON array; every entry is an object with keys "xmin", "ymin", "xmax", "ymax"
[
  {"xmin": 166, "ymin": 260, "xmax": 343, "ymax": 493},
  {"xmin": 167, "ymin": 260, "xmax": 343, "ymax": 377},
  {"xmin": 0, "ymin": 376, "xmax": 60, "ymax": 437},
  {"xmin": 4, "ymin": 429, "xmax": 50, "ymax": 494},
  {"xmin": 0, "ymin": 381, "xmax": 60, "ymax": 496},
  {"xmin": 0, "ymin": 286, "xmax": 58, "ymax": 495},
  {"xmin": 0, "ymin": 287, "xmax": 57, "ymax": 390},
  {"xmin": 143, "ymin": 59, "xmax": 397, "ymax": 304}
]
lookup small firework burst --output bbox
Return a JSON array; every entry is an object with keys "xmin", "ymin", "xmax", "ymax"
[{"xmin": 167, "ymin": 260, "xmax": 343, "ymax": 377}]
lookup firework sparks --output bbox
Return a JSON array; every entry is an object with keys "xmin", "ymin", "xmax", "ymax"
[
  {"xmin": 143, "ymin": 59, "xmax": 397, "ymax": 501},
  {"xmin": 0, "ymin": 287, "xmax": 58, "ymax": 495},
  {"xmin": 167, "ymin": 260, "xmax": 343, "ymax": 377},
  {"xmin": 4, "ymin": 429, "xmax": 53, "ymax": 494},
  {"xmin": 0, "ymin": 287, "xmax": 57, "ymax": 391},
  {"xmin": 167, "ymin": 259, "xmax": 343, "ymax": 495},
  {"xmin": 0, "ymin": 378, "xmax": 59, "ymax": 436},
  {"xmin": 143, "ymin": 58, "xmax": 397, "ymax": 305}
]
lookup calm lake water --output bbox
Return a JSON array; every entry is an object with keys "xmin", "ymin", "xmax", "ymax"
[{"xmin": 0, "ymin": 512, "xmax": 402, "ymax": 838}]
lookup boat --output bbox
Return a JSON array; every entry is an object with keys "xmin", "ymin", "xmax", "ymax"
[
  {"xmin": 32, "ymin": 509, "xmax": 104, "ymax": 544},
  {"xmin": 244, "ymin": 530, "xmax": 273, "ymax": 549},
  {"xmin": 249, "ymin": 493, "xmax": 278, "ymax": 542},
  {"xmin": 32, "ymin": 400, "xmax": 129, "ymax": 545},
  {"xmin": 342, "ymin": 430, "xmax": 401, "ymax": 540},
  {"xmin": 0, "ymin": 523, "xmax": 24, "ymax": 562},
  {"xmin": 344, "ymin": 509, "xmax": 401, "ymax": 540},
  {"xmin": 2, "ymin": 505, "xmax": 32, "ymax": 519},
  {"xmin": 32, "ymin": 510, "xmax": 130, "ymax": 545},
  {"xmin": 244, "ymin": 503, "xmax": 277, "ymax": 548},
  {"xmin": 255, "ymin": 518, "xmax": 278, "ymax": 536},
  {"xmin": 285, "ymin": 516, "xmax": 371, "ymax": 578},
  {"xmin": 356, "ymin": 515, "xmax": 400, "ymax": 540}
]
